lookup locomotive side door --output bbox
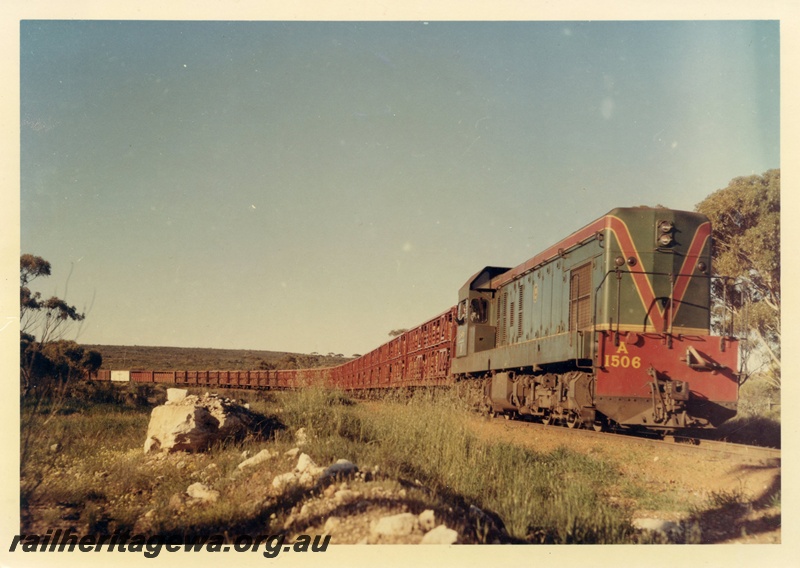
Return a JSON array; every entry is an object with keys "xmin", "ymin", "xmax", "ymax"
[{"xmin": 568, "ymin": 261, "xmax": 593, "ymax": 359}]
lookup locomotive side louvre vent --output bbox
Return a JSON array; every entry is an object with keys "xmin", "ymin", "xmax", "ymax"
[
  {"xmin": 569, "ymin": 262, "xmax": 593, "ymax": 331},
  {"xmin": 518, "ymin": 283, "xmax": 524, "ymax": 338},
  {"xmin": 510, "ymin": 301, "xmax": 516, "ymax": 342},
  {"xmin": 500, "ymin": 291, "xmax": 508, "ymax": 345}
]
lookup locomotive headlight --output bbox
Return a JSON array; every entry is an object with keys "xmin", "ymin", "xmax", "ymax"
[
  {"xmin": 657, "ymin": 220, "xmax": 675, "ymax": 246},
  {"xmin": 697, "ymin": 261, "xmax": 708, "ymax": 273},
  {"xmin": 615, "ymin": 256, "xmax": 625, "ymax": 267},
  {"xmin": 658, "ymin": 220, "xmax": 674, "ymax": 233}
]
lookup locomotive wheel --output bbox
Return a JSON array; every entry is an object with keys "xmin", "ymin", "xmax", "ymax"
[
  {"xmin": 566, "ymin": 413, "xmax": 581, "ymax": 429},
  {"xmin": 542, "ymin": 412, "xmax": 553, "ymax": 426},
  {"xmin": 592, "ymin": 416, "xmax": 607, "ymax": 432}
]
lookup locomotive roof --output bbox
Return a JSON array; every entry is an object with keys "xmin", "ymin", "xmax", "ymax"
[
  {"xmin": 486, "ymin": 206, "xmax": 700, "ymax": 290},
  {"xmin": 459, "ymin": 266, "xmax": 513, "ymax": 295}
]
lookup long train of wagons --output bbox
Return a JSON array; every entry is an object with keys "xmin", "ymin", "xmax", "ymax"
[{"xmin": 92, "ymin": 206, "xmax": 741, "ymax": 432}]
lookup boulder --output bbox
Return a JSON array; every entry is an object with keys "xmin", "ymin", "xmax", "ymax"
[
  {"xmin": 143, "ymin": 405, "xmax": 219, "ymax": 453},
  {"xmin": 421, "ymin": 525, "xmax": 458, "ymax": 545},
  {"xmin": 166, "ymin": 388, "xmax": 188, "ymax": 403},
  {"xmin": 143, "ymin": 393, "xmax": 257, "ymax": 453}
]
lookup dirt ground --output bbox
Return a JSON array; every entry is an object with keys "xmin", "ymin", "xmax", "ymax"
[
  {"xmin": 297, "ymin": 414, "xmax": 780, "ymax": 545},
  {"xmin": 465, "ymin": 415, "xmax": 781, "ymax": 544},
  {"xmin": 299, "ymin": 416, "xmax": 781, "ymax": 544}
]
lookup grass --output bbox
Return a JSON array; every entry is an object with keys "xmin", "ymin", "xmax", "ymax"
[
  {"xmin": 20, "ymin": 379, "xmax": 780, "ymax": 544},
  {"xmin": 277, "ymin": 386, "xmax": 633, "ymax": 543}
]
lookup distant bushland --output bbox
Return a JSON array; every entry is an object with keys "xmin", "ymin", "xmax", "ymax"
[{"xmin": 84, "ymin": 344, "xmax": 353, "ymax": 372}]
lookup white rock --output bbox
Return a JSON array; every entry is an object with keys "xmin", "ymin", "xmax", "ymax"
[
  {"xmin": 295, "ymin": 453, "xmax": 318, "ymax": 473},
  {"xmin": 295, "ymin": 454, "xmax": 325, "ymax": 484},
  {"xmin": 143, "ymin": 393, "xmax": 251, "ymax": 453},
  {"xmin": 371, "ymin": 513, "xmax": 419, "ymax": 537},
  {"xmin": 285, "ymin": 447, "xmax": 301, "ymax": 458},
  {"xmin": 272, "ymin": 472, "xmax": 299, "ymax": 491},
  {"xmin": 238, "ymin": 449, "xmax": 276, "ymax": 470},
  {"xmin": 166, "ymin": 388, "xmax": 188, "ymax": 404},
  {"xmin": 186, "ymin": 482, "xmax": 219, "ymax": 503},
  {"xmin": 298, "ymin": 471, "xmax": 318, "ymax": 487},
  {"xmin": 295, "ymin": 428, "xmax": 308, "ymax": 446},
  {"xmin": 421, "ymin": 525, "xmax": 458, "ymax": 545},
  {"xmin": 143, "ymin": 405, "xmax": 217, "ymax": 453},
  {"xmin": 418, "ymin": 509, "xmax": 436, "ymax": 532}
]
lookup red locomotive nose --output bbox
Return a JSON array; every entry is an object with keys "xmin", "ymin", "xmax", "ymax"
[{"xmin": 596, "ymin": 332, "xmax": 738, "ymax": 429}]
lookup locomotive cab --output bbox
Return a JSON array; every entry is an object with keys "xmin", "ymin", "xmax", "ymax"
[{"xmin": 454, "ymin": 266, "xmax": 510, "ymax": 361}]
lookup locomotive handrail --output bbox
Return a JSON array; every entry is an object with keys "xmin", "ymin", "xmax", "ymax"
[{"xmin": 590, "ymin": 269, "xmax": 740, "ymax": 371}]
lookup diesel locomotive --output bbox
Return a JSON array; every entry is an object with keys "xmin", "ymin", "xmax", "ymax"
[
  {"xmin": 451, "ymin": 206, "xmax": 739, "ymax": 431},
  {"xmin": 92, "ymin": 206, "xmax": 740, "ymax": 432}
]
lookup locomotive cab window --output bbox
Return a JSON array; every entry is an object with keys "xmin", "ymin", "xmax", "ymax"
[
  {"xmin": 457, "ymin": 300, "xmax": 467, "ymax": 325},
  {"xmin": 469, "ymin": 298, "xmax": 488, "ymax": 324}
]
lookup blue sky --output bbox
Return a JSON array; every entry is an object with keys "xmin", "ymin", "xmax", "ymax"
[{"xmin": 18, "ymin": 20, "xmax": 779, "ymax": 355}]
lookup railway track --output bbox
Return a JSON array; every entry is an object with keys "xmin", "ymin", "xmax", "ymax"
[
  {"xmin": 486, "ymin": 413, "xmax": 780, "ymax": 465},
  {"xmin": 664, "ymin": 435, "xmax": 781, "ymax": 465}
]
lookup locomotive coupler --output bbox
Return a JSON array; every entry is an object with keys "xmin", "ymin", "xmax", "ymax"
[{"xmin": 646, "ymin": 366, "xmax": 689, "ymax": 424}]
